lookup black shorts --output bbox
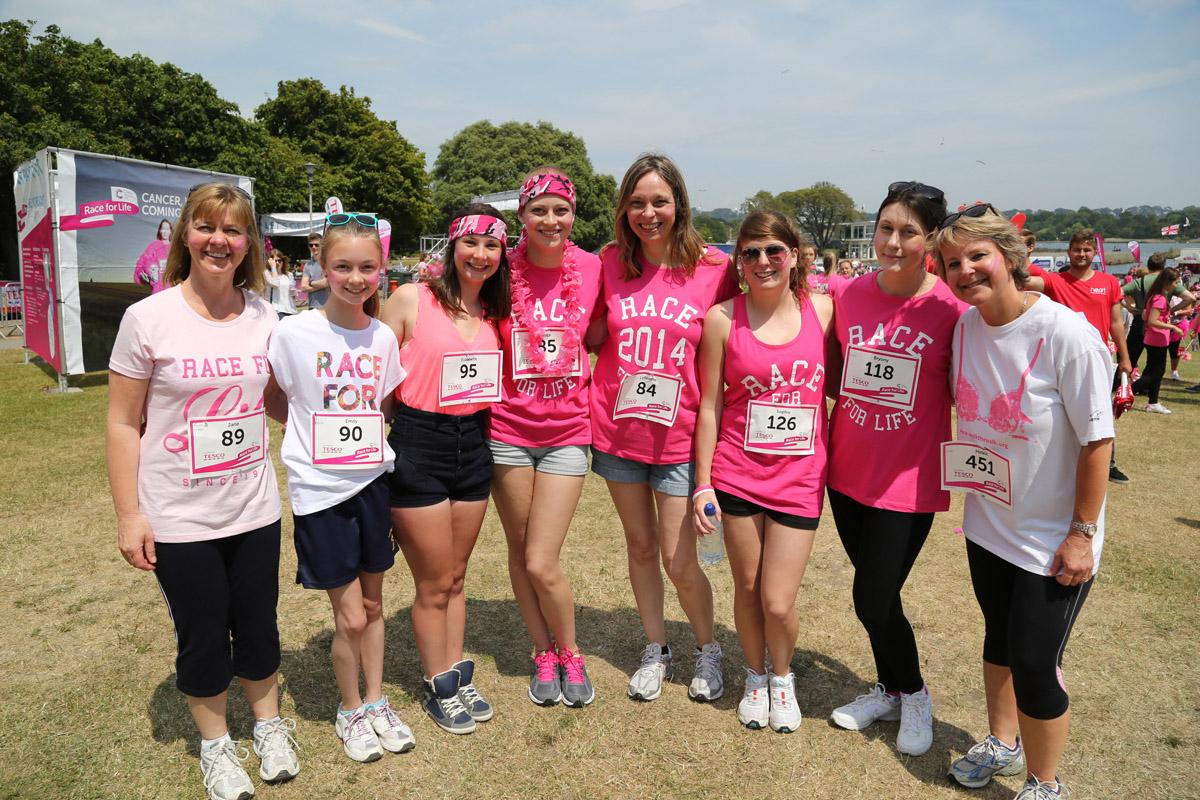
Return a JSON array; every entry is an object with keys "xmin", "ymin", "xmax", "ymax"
[
  {"xmin": 714, "ymin": 488, "xmax": 819, "ymax": 530},
  {"xmin": 387, "ymin": 404, "xmax": 492, "ymax": 508},
  {"xmin": 293, "ymin": 474, "xmax": 395, "ymax": 590},
  {"xmin": 155, "ymin": 520, "xmax": 282, "ymax": 698}
]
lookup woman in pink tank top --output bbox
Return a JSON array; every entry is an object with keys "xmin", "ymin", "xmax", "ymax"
[
  {"xmin": 693, "ymin": 210, "xmax": 834, "ymax": 733},
  {"xmin": 380, "ymin": 203, "xmax": 510, "ymax": 734}
]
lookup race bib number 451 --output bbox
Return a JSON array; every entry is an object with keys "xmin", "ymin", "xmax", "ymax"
[
  {"xmin": 840, "ymin": 344, "xmax": 920, "ymax": 411},
  {"xmin": 940, "ymin": 441, "xmax": 1012, "ymax": 508}
]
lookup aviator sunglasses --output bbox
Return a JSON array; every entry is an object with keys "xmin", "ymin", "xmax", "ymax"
[{"xmin": 738, "ymin": 244, "xmax": 791, "ymax": 264}]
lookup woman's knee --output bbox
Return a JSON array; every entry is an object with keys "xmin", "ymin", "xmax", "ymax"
[
  {"xmin": 663, "ymin": 553, "xmax": 701, "ymax": 590},
  {"xmin": 336, "ymin": 607, "xmax": 369, "ymax": 638},
  {"xmin": 414, "ymin": 576, "xmax": 454, "ymax": 609},
  {"xmin": 761, "ymin": 594, "xmax": 797, "ymax": 627},
  {"xmin": 360, "ymin": 593, "xmax": 384, "ymax": 623},
  {"xmin": 525, "ymin": 554, "xmax": 562, "ymax": 593},
  {"xmin": 625, "ymin": 530, "xmax": 659, "ymax": 564}
]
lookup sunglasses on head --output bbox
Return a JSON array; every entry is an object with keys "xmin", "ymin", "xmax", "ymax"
[
  {"xmin": 738, "ymin": 244, "xmax": 791, "ymax": 264},
  {"xmin": 939, "ymin": 203, "xmax": 998, "ymax": 229},
  {"xmin": 887, "ymin": 181, "xmax": 945, "ymax": 203},
  {"xmin": 324, "ymin": 212, "xmax": 378, "ymax": 230}
]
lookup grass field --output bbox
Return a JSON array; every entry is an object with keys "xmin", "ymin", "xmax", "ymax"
[{"xmin": 0, "ymin": 345, "xmax": 1197, "ymax": 800}]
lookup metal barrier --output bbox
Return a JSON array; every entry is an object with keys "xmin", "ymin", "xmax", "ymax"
[{"xmin": 0, "ymin": 284, "xmax": 22, "ymax": 338}]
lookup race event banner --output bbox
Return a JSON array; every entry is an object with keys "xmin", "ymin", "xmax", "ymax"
[{"xmin": 12, "ymin": 148, "xmax": 253, "ymax": 375}]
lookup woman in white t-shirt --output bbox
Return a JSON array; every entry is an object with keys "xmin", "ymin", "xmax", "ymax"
[
  {"xmin": 932, "ymin": 206, "xmax": 1114, "ymax": 800},
  {"xmin": 264, "ymin": 250, "xmax": 297, "ymax": 317}
]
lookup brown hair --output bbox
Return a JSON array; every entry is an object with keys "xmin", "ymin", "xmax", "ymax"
[
  {"xmin": 163, "ymin": 183, "xmax": 264, "ymax": 294},
  {"xmin": 735, "ymin": 210, "xmax": 808, "ymax": 295},
  {"xmin": 1068, "ymin": 229, "xmax": 1095, "ymax": 249},
  {"xmin": 320, "ymin": 219, "xmax": 384, "ymax": 318},
  {"xmin": 1146, "ymin": 267, "xmax": 1179, "ymax": 305},
  {"xmin": 429, "ymin": 203, "xmax": 511, "ymax": 321},
  {"xmin": 611, "ymin": 152, "xmax": 719, "ymax": 280},
  {"xmin": 928, "ymin": 211, "xmax": 1030, "ymax": 288}
]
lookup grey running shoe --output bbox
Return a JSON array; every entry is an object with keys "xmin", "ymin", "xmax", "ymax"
[
  {"xmin": 830, "ymin": 683, "xmax": 901, "ymax": 730},
  {"xmin": 334, "ymin": 707, "xmax": 383, "ymax": 763},
  {"xmin": 199, "ymin": 738, "xmax": 255, "ymax": 800},
  {"xmin": 529, "ymin": 649, "xmax": 562, "ymax": 706},
  {"xmin": 452, "ymin": 659, "xmax": 493, "ymax": 722},
  {"xmin": 948, "ymin": 735, "xmax": 1025, "ymax": 789},
  {"xmin": 897, "ymin": 686, "xmax": 934, "ymax": 756},
  {"xmin": 558, "ymin": 647, "xmax": 595, "ymax": 708},
  {"xmin": 628, "ymin": 643, "xmax": 673, "ymax": 701},
  {"xmin": 688, "ymin": 642, "xmax": 724, "ymax": 701},
  {"xmin": 1014, "ymin": 776, "xmax": 1071, "ymax": 799},
  {"xmin": 366, "ymin": 696, "xmax": 415, "ymax": 754},
  {"xmin": 251, "ymin": 717, "xmax": 299, "ymax": 782},
  {"xmin": 737, "ymin": 669, "xmax": 769, "ymax": 729},
  {"xmin": 423, "ymin": 670, "xmax": 476, "ymax": 735}
]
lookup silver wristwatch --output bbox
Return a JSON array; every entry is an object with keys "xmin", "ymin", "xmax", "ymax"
[{"xmin": 1069, "ymin": 521, "xmax": 1098, "ymax": 539}]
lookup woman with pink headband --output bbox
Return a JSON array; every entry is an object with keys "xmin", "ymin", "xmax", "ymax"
[
  {"xmin": 489, "ymin": 168, "xmax": 604, "ymax": 708},
  {"xmin": 381, "ymin": 203, "xmax": 511, "ymax": 735}
]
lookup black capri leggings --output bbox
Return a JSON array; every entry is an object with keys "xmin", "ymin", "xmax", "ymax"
[
  {"xmin": 966, "ymin": 539, "xmax": 1092, "ymax": 721},
  {"xmin": 828, "ymin": 488, "xmax": 933, "ymax": 695}
]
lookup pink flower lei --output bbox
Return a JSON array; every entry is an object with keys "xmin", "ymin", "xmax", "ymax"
[{"xmin": 507, "ymin": 239, "xmax": 584, "ymax": 376}]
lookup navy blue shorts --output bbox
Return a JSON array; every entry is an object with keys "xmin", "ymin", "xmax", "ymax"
[
  {"xmin": 387, "ymin": 404, "xmax": 492, "ymax": 508},
  {"xmin": 293, "ymin": 474, "xmax": 395, "ymax": 590}
]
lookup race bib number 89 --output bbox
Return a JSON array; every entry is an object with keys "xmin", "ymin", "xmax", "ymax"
[{"xmin": 189, "ymin": 411, "xmax": 266, "ymax": 478}]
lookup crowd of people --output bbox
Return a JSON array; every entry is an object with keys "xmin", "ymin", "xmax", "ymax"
[{"xmin": 106, "ymin": 157, "xmax": 1188, "ymax": 800}]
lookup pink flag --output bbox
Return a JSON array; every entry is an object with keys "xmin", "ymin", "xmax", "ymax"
[
  {"xmin": 1094, "ymin": 234, "xmax": 1107, "ymax": 273},
  {"xmin": 378, "ymin": 219, "xmax": 392, "ymax": 266},
  {"xmin": 1128, "ymin": 241, "xmax": 1140, "ymax": 265}
]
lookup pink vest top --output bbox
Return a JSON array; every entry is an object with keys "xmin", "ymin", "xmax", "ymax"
[
  {"xmin": 397, "ymin": 284, "xmax": 502, "ymax": 415},
  {"xmin": 711, "ymin": 294, "xmax": 829, "ymax": 518}
]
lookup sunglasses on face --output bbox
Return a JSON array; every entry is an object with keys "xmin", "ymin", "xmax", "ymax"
[
  {"xmin": 325, "ymin": 212, "xmax": 378, "ymax": 229},
  {"xmin": 739, "ymin": 244, "xmax": 790, "ymax": 264},
  {"xmin": 886, "ymin": 181, "xmax": 945, "ymax": 203},
  {"xmin": 939, "ymin": 203, "xmax": 998, "ymax": 229}
]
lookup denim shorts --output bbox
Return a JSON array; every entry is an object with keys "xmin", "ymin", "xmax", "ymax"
[
  {"xmin": 590, "ymin": 447, "xmax": 694, "ymax": 497},
  {"xmin": 487, "ymin": 440, "xmax": 589, "ymax": 476},
  {"xmin": 387, "ymin": 404, "xmax": 492, "ymax": 507}
]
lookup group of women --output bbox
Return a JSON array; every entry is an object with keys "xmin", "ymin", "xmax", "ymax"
[{"xmin": 108, "ymin": 156, "xmax": 1114, "ymax": 800}]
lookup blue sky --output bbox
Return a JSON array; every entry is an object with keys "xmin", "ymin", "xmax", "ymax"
[{"xmin": 5, "ymin": 0, "xmax": 1198, "ymax": 213}]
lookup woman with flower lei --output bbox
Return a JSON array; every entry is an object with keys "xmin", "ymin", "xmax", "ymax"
[{"xmin": 489, "ymin": 168, "xmax": 604, "ymax": 708}]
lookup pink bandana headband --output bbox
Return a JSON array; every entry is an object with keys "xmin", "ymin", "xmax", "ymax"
[
  {"xmin": 448, "ymin": 214, "xmax": 508, "ymax": 243},
  {"xmin": 518, "ymin": 173, "xmax": 577, "ymax": 214}
]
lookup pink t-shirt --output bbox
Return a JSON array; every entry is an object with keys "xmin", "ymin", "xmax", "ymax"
[
  {"xmin": 828, "ymin": 274, "xmax": 963, "ymax": 513},
  {"xmin": 109, "ymin": 287, "xmax": 282, "ymax": 543},
  {"xmin": 133, "ymin": 240, "xmax": 171, "ymax": 293},
  {"xmin": 397, "ymin": 283, "xmax": 502, "ymax": 415},
  {"xmin": 590, "ymin": 246, "xmax": 740, "ymax": 464},
  {"xmin": 1143, "ymin": 294, "xmax": 1171, "ymax": 347},
  {"xmin": 807, "ymin": 272, "xmax": 829, "ymax": 295},
  {"xmin": 712, "ymin": 295, "xmax": 828, "ymax": 518},
  {"xmin": 491, "ymin": 246, "xmax": 603, "ymax": 447}
]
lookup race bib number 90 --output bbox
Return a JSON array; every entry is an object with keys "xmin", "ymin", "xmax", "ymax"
[
  {"xmin": 439, "ymin": 351, "xmax": 502, "ymax": 406},
  {"xmin": 189, "ymin": 411, "xmax": 266, "ymax": 478},
  {"xmin": 840, "ymin": 344, "xmax": 920, "ymax": 411},
  {"xmin": 743, "ymin": 400, "xmax": 818, "ymax": 456},
  {"xmin": 613, "ymin": 371, "xmax": 682, "ymax": 426},
  {"xmin": 511, "ymin": 328, "xmax": 582, "ymax": 379},
  {"xmin": 311, "ymin": 412, "xmax": 385, "ymax": 470},
  {"xmin": 940, "ymin": 441, "xmax": 1012, "ymax": 508}
]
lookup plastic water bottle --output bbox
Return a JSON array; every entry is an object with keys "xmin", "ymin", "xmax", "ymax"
[{"xmin": 697, "ymin": 502, "xmax": 726, "ymax": 567}]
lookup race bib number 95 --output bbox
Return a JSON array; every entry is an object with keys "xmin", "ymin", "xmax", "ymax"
[{"xmin": 439, "ymin": 351, "xmax": 502, "ymax": 406}]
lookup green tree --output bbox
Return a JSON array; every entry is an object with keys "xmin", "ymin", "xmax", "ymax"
[
  {"xmin": 693, "ymin": 212, "xmax": 730, "ymax": 244},
  {"xmin": 430, "ymin": 120, "xmax": 617, "ymax": 251},
  {"xmin": 740, "ymin": 190, "xmax": 780, "ymax": 215},
  {"xmin": 776, "ymin": 182, "xmax": 856, "ymax": 251}
]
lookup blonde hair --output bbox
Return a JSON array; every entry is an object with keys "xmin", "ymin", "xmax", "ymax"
[
  {"xmin": 164, "ymin": 184, "xmax": 264, "ymax": 294},
  {"xmin": 320, "ymin": 220, "xmax": 385, "ymax": 317},
  {"xmin": 928, "ymin": 212, "xmax": 1029, "ymax": 287}
]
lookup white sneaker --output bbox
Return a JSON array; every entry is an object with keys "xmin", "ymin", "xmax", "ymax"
[
  {"xmin": 768, "ymin": 672, "xmax": 802, "ymax": 733},
  {"xmin": 628, "ymin": 643, "xmax": 673, "ymax": 701},
  {"xmin": 736, "ymin": 669, "xmax": 769, "ymax": 729},
  {"xmin": 896, "ymin": 686, "xmax": 934, "ymax": 756},
  {"xmin": 366, "ymin": 696, "xmax": 416, "ymax": 754},
  {"xmin": 830, "ymin": 683, "xmax": 900, "ymax": 730},
  {"xmin": 1145, "ymin": 403, "xmax": 1172, "ymax": 414},
  {"xmin": 199, "ymin": 738, "xmax": 255, "ymax": 800},
  {"xmin": 1170, "ymin": 371, "xmax": 1182, "ymax": 381},
  {"xmin": 251, "ymin": 717, "xmax": 299, "ymax": 783},
  {"xmin": 334, "ymin": 706, "xmax": 384, "ymax": 763},
  {"xmin": 689, "ymin": 642, "xmax": 724, "ymax": 701}
]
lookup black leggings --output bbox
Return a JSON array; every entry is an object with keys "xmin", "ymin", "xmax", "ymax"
[
  {"xmin": 1131, "ymin": 344, "xmax": 1168, "ymax": 403},
  {"xmin": 828, "ymin": 488, "xmax": 932, "ymax": 695},
  {"xmin": 966, "ymin": 540, "xmax": 1092, "ymax": 720},
  {"xmin": 1126, "ymin": 316, "xmax": 1145, "ymax": 369}
]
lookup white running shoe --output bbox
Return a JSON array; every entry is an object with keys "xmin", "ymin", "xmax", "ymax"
[
  {"xmin": 1145, "ymin": 403, "xmax": 1172, "ymax": 414},
  {"xmin": 628, "ymin": 643, "xmax": 673, "ymax": 701},
  {"xmin": 768, "ymin": 672, "xmax": 802, "ymax": 733},
  {"xmin": 1170, "ymin": 371, "xmax": 1182, "ymax": 381},
  {"xmin": 334, "ymin": 706, "xmax": 384, "ymax": 763},
  {"xmin": 830, "ymin": 683, "xmax": 900, "ymax": 730},
  {"xmin": 251, "ymin": 717, "xmax": 299, "ymax": 783},
  {"xmin": 688, "ymin": 642, "xmax": 724, "ymax": 701},
  {"xmin": 200, "ymin": 738, "xmax": 255, "ymax": 800},
  {"xmin": 736, "ymin": 669, "xmax": 769, "ymax": 729},
  {"xmin": 896, "ymin": 686, "xmax": 934, "ymax": 756},
  {"xmin": 366, "ymin": 696, "xmax": 416, "ymax": 754},
  {"xmin": 1014, "ymin": 775, "xmax": 1071, "ymax": 799}
]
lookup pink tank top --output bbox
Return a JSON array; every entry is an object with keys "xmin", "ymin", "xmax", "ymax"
[
  {"xmin": 711, "ymin": 294, "xmax": 829, "ymax": 518},
  {"xmin": 397, "ymin": 284, "xmax": 502, "ymax": 415}
]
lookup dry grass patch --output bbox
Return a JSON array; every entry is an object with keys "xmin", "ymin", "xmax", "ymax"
[{"xmin": 0, "ymin": 349, "xmax": 1197, "ymax": 799}]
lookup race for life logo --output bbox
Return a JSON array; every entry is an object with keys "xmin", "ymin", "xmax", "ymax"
[{"xmin": 60, "ymin": 186, "xmax": 140, "ymax": 231}]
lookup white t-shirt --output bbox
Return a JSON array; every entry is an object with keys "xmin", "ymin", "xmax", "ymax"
[
  {"xmin": 268, "ymin": 311, "xmax": 404, "ymax": 515},
  {"xmin": 264, "ymin": 270, "xmax": 297, "ymax": 315},
  {"xmin": 951, "ymin": 295, "xmax": 1115, "ymax": 576}
]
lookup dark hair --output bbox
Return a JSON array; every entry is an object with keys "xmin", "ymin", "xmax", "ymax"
[
  {"xmin": 1068, "ymin": 229, "xmax": 1095, "ymax": 248},
  {"xmin": 163, "ymin": 183, "xmax": 264, "ymax": 293},
  {"xmin": 1147, "ymin": 267, "xmax": 1179, "ymax": 303},
  {"xmin": 307, "ymin": 232, "xmax": 322, "ymax": 244},
  {"xmin": 1021, "ymin": 230, "xmax": 1037, "ymax": 250},
  {"xmin": 735, "ymin": 210, "xmax": 807, "ymax": 295},
  {"xmin": 874, "ymin": 181, "xmax": 947, "ymax": 237},
  {"xmin": 430, "ymin": 203, "xmax": 511, "ymax": 321},
  {"xmin": 1147, "ymin": 252, "xmax": 1167, "ymax": 272}
]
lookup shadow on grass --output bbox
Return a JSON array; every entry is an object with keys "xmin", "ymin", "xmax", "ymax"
[
  {"xmin": 148, "ymin": 678, "xmax": 261, "ymax": 756},
  {"xmin": 1175, "ymin": 517, "xmax": 1200, "ymax": 529}
]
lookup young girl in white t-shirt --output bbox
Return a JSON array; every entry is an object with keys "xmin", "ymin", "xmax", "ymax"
[{"xmin": 266, "ymin": 214, "xmax": 411, "ymax": 764}]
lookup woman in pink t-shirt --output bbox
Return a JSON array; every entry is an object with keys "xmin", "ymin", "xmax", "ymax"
[
  {"xmin": 381, "ymin": 204, "xmax": 510, "ymax": 735},
  {"xmin": 590, "ymin": 153, "xmax": 739, "ymax": 703},
  {"xmin": 825, "ymin": 181, "xmax": 959, "ymax": 758},
  {"xmin": 489, "ymin": 169, "xmax": 602, "ymax": 708},
  {"xmin": 1131, "ymin": 267, "xmax": 1183, "ymax": 412},
  {"xmin": 107, "ymin": 184, "xmax": 299, "ymax": 797},
  {"xmin": 693, "ymin": 210, "xmax": 834, "ymax": 734},
  {"xmin": 132, "ymin": 218, "xmax": 173, "ymax": 293}
]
